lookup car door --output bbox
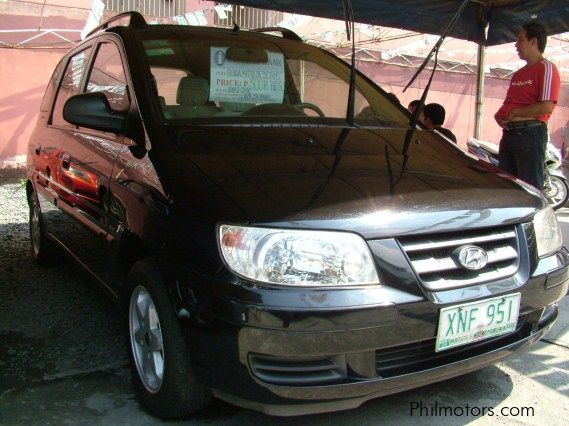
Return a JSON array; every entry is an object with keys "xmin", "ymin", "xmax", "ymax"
[
  {"xmin": 32, "ymin": 46, "xmax": 93, "ymax": 240},
  {"xmin": 54, "ymin": 37, "xmax": 132, "ymax": 291}
]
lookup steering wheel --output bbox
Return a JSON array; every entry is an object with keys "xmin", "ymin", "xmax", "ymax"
[{"xmin": 294, "ymin": 102, "xmax": 325, "ymax": 117}]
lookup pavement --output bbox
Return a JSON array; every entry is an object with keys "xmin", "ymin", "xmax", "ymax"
[{"xmin": 0, "ymin": 170, "xmax": 568, "ymax": 425}]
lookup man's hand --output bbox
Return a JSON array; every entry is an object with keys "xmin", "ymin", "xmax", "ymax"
[
  {"xmin": 506, "ymin": 108, "xmax": 519, "ymax": 121},
  {"xmin": 505, "ymin": 108, "xmax": 532, "ymax": 122}
]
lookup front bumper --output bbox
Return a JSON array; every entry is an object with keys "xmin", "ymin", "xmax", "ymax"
[
  {"xmin": 213, "ymin": 309, "xmax": 556, "ymax": 416},
  {"xmin": 172, "ymin": 248, "xmax": 569, "ymax": 416}
]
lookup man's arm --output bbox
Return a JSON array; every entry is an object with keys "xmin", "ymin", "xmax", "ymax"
[{"xmin": 506, "ymin": 101, "xmax": 555, "ymax": 121}]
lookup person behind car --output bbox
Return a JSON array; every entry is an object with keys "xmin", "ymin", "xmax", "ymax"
[
  {"xmin": 423, "ymin": 102, "xmax": 457, "ymax": 143},
  {"xmin": 407, "ymin": 99, "xmax": 425, "ymax": 124},
  {"xmin": 408, "ymin": 99, "xmax": 421, "ymax": 114},
  {"xmin": 386, "ymin": 92, "xmax": 400, "ymax": 104}
]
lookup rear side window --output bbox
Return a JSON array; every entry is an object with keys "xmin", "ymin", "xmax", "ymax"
[
  {"xmin": 86, "ymin": 42, "xmax": 129, "ymax": 111},
  {"xmin": 51, "ymin": 48, "xmax": 92, "ymax": 126},
  {"xmin": 40, "ymin": 61, "xmax": 65, "ymax": 113}
]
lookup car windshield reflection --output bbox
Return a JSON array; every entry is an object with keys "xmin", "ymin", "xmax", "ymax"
[{"xmin": 141, "ymin": 30, "xmax": 408, "ymax": 126}]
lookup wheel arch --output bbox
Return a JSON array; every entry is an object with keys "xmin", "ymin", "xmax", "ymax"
[{"xmin": 117, "ymin": 232, "xmax": 152, "ymax": 288}]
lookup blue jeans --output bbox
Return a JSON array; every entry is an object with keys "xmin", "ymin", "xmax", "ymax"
[{"xmin": 498, "ymin": 122, "xmax": 548, "ymax": 190}]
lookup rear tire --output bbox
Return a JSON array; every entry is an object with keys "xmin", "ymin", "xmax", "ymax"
[
  {"xmin": 124, "ymin": 259, "xmax": 212, "ymax": 419},
  {"xmin": 28, "ymin": 191, "xmax": 52, "ymax": 264}
]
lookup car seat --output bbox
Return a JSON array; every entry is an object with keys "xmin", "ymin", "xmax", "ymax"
[{"xmin": 174, "ymin": 76, "xmax": 218, "ymax": 117}]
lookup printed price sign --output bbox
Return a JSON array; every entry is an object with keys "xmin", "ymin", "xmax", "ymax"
[{"xmin": 209, "ymin": 47, "xmax": 285, "ymax": 104}]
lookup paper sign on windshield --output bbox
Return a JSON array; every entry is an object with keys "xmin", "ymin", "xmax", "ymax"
[{"xmin": 209, "ymin": 47, "xmax": 284, "ymax": 104}]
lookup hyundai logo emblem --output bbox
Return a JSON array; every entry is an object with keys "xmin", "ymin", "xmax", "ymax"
[{"xmin": 455, "ymin": 245, "xmax": 488, "ymax": 270}]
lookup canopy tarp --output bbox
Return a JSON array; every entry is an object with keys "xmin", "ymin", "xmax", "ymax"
[{"xmin": 229, "ymin": 0, "xmax": 569, "ymax": 46}]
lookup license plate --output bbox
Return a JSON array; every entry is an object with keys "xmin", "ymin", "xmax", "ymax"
[{"xmin": 435, "ymin": 293, "xmax": 521, "ymax": 352}]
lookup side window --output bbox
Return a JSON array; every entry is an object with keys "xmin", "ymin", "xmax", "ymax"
[
  {"xmin": 86, "ymin": 42, "xmax": 129, "ymax": 111},
  {"xmin": 51, "ymin": 48, "xmax": 92, "ymax": 126},
  {"xmin": 40, "ymin": 61, "xmax": 65, "ymax": 113}
]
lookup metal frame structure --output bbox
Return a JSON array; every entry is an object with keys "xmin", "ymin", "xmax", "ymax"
[{"xmin": 0, "ymin": 29, "xmax": 81, "ymax": 49}]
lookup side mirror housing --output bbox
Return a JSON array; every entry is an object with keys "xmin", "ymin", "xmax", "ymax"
[
  {"xmin": 63, "ymin": 92, "xmax": 127, "ymax": 134},
  {"xmin": 63, "ymin": 92, "xmax": 146, "ymax": 150}
]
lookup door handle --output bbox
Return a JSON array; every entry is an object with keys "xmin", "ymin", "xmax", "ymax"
[{"xmin": 61, "ymin": 152, "xmax": 70, "ymax": 170}]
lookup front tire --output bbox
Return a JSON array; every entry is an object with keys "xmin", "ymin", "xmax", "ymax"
[{"xmin": 124, "ymin": 260, "xmax": 212, "ymax": 419}]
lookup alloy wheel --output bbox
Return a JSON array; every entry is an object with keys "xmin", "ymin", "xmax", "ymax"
[{"xmin": 129, "ymin": 285, "xmax": 165, "ymax": 394}]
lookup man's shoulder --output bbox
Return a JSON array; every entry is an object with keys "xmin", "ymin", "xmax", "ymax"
[
  {"xmin": 542, "ymin": 58, "xmax": 558, "ymax": 67},
  {"xmin": 436, "ymin": 126, "xmax": 457, "ymax": 143},
  {"xmin": 541, "ymin": 59, "xmax": 560, "ymax": 75},
  {"xmin": 532, "ymin": 59, "xmax": 559, "ymax": 74}
]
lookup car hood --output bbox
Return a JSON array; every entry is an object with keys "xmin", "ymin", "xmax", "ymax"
[{"xmin": 160, "ymin": 125, "xmax": 544, "ymax": 239}]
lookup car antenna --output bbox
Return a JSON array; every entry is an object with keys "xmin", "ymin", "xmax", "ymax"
[
  {"xmin": 232, "ymin": 18, "xmax": 240, "ymax": 33},
  {"xmin": 401, "ymin": 0, "xmax": 470, "ymax": 158},
  {"xmin": 341, "ymin": 0, "xmax": 356, "ymax": 127}
]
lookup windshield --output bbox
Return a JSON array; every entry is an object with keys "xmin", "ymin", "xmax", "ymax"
[{"xmin": 139, "ymin": 28, "xmax": 408, "ymax": 126}]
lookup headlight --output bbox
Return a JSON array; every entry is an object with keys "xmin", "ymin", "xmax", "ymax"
[
  {"xmin": 533, "ymin": 206, "xmax": 563, "ymax": 257},
  {"xmin": 218, "ymin": 225, "xmax": 380, "ymax": 287}
]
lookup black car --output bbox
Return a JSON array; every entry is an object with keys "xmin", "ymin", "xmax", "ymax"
[{"xmin": 26, "ymin": 12, "xmax": 568, "ymax": 419}]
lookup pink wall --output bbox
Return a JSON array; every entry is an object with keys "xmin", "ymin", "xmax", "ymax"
[{"xmin": 0, "ymin": 48, "xmax": 64, "ymax": 167}]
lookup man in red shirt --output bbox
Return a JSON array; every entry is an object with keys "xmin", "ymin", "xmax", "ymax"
[{"xmin": 495, "ymin": 21, "xmax": 560, "ymax": 190}]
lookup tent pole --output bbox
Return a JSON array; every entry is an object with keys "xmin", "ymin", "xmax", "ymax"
[{"xmin": 474, "ymin": 42, "xmax": 486, "ymax": 139}]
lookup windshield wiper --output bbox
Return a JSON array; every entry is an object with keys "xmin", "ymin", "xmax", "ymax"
[
  {"xmin": 401, "ymin": 0, "xmax": 470, "ymax": 157},
  {"xmin": 342, "ymin": 0, "xmax": 356, "ymax": 126}
]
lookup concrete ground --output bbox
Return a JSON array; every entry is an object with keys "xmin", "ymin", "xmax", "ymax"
[{"xmin": 1, "ymin": 169, "xmax": 568, "ymax": 425}]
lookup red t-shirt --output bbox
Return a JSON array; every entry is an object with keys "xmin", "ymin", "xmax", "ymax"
[{"xmin": 495, "ymin": 59, "xmax": 560, "ymax": 123}]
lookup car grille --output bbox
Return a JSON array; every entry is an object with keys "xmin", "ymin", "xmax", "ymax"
[{"xmin": 399, "ymin": 226, "xmax": 520, "ymax": 291}]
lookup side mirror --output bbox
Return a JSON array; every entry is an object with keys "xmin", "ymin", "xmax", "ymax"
[
  {"xmin": 63, "ymin": 92, "xmax": 145, "ymax": 151},
  {"xmin": 63, "ymin": 92, "xmax": 127, "ymax": 134}
]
